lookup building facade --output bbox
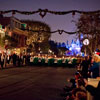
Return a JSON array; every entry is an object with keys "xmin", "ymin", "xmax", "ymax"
[{"xmin": 0, "ymin": 15, "xmax": 28, "ymax": 54}]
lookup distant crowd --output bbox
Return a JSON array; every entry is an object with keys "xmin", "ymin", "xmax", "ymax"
[
  {"xmin": 0, "ymin": 53, "xmax": 84, "ymax": 69},
  {"xmin": 0, "ymin": 53, "xmax": 31, "ymax": 69}
]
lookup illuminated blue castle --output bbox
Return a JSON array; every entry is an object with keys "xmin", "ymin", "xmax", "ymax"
[
  {"xmin": 57, "ymin": 39, "xmax": 83, "ymax": 56},
  {"xmin": 67, "ymin": 39, "xmax": 82, "ymax": 56}
]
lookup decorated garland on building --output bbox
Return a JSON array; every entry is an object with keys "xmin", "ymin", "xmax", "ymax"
[{"xmin": 0, "ymin": 9, "xmax": 100, "ymax": 18}]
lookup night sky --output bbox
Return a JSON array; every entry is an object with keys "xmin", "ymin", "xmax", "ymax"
[{"xmin": 0, "ymin": 0, "xmax": 100, "ymax": 44}]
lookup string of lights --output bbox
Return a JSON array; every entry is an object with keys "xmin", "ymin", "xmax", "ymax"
[{"xmin": 0, "ymin": 9, "xmax": 100, "ymax": 18}]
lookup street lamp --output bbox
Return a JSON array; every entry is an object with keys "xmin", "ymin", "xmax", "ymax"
[{"xmin": 83, "ymin": 38, "xmax": 89, "ymax": 56}]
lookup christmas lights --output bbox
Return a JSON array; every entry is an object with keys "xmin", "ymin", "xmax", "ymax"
[{"xmin": 0, "ymin": 9, "xmax": 100, "ymax": 18}]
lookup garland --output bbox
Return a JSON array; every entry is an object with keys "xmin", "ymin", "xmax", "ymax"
[
  {"xmin": 22, "ymin": 29, "xmax": 79, "ymax": 34},
  {"xmin": 1, "ymin": 9, "xmax": 99, "ymax": 34},
  {"xmin": 0, "ymin": 9, "xmax": 100, "ymax": 18}
]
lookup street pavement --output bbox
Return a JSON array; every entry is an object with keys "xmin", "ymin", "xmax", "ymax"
[{"xmin": 0, "ymin": 66, "xmax": 76, "ymax": 100}]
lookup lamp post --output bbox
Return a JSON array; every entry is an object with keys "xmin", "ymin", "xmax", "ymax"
[{"xmin": 83, "ymin": 39, "xmax": 89, "ymax": 56}]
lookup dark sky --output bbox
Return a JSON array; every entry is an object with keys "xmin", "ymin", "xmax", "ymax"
[{"xmin": 0, "ymin": 0, "xmax": 100, "ymax": 44}]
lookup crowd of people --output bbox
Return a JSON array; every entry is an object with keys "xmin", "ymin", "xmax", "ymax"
[
  {"xmin": 0, "ymin": 53, "xmax": 81, "ymax": 69},
  {"xmin": 61, "ymin": 54, "xmax": 100, "ymax": 100},
  {"xmin": 0, "ymin": 52, "xmax": 100, "ymax": 100},
  {"xmin": 0, "ymin": 53, "xmax": 31, "ymax": 69}
]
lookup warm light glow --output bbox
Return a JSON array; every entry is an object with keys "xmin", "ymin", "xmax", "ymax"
[
  {"xmin": 0, "ymin": 29, "xmax": 5, "ymax": 34},
  {"xmin": 83, "ymin": 39, "xmax": 89, "ymax": 45},
  {"xmin": 9, "ymin": 31, "xmax": 12, "ymax": 36}
]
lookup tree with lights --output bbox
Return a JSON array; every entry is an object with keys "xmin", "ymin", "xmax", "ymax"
[
  {"xmin": 22, "ymin": 20, "xmax": 51, "ymax": 53},
  {"xmin": 76, "ymin": 13, "xmax": 100, "ymax": 54},
  {"xmin": 2, "ymin": 35, "xmax": 18, "ymax": 49}
]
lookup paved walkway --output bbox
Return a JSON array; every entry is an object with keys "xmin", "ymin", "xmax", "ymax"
[{"xmin": 0, "ymin": 66, "xmax": 76, "ymax": 100}]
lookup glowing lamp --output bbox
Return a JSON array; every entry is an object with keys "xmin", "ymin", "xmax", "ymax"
[{"xmin": 83, "ymin": 39, "xmax": 89, "ymax": 45}]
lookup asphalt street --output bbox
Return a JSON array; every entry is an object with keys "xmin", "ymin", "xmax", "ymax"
[{"xmin": 0, "ymin": 66, "xmax": 76, "ymax": 100}]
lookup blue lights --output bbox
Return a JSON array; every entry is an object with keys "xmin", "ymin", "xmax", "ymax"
[{"xmin": 65, "ymin": 39, "xmax": 82, "ymax": 56}]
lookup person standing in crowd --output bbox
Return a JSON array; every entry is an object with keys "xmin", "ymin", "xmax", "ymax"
[
  {"xmin": 7, "ymin": 55, "xmax": 11, "ymax": 64},
  {"xmin": 0, "ymin": 54, "xmax": 4, "ymax": 69},
  {"xmin": 89, "ymin": 55, "xmax": 100, "ymax": 78},
  {"xmin": 12, "ymin": 53, "xmax": 17, "ymax": 67},
  {"xmin": 17, "ymin": 54, "xmax": 21, "ymax": 67},
  {"xmin": 17, "ymin": 53, "xmax": 24, "ymax": 67},
  {"xmin": 81, "ymin": 56, "xmax": 91, "ymax": 79},
  {"xmin": 89, "ymin": 62, "xmax": 100, "ymax": 78},
  {"xmin": 26, "ymin": 53, "xmax": 31, "ymax": 66}
]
